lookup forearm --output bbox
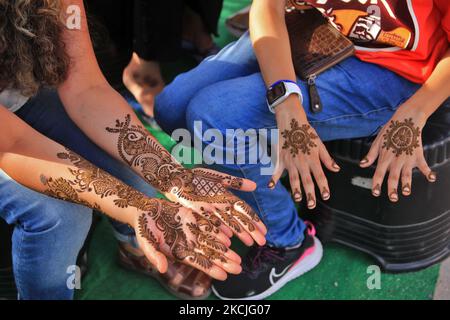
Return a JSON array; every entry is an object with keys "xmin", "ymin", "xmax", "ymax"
[
  {"xmin": 0, "ymin": 109, "xmax": 156, "ymax": 226},
  {"xmin": 250, "ymin": 0, "xmax": 308, "ymax": 121},
  {"xmin": 401, "ymin": 48, "xmax": 450, "ymax": 119},
  {"xmin": 57, "ymin": 0, "xmax": 184, "ymax": 192},
  {"xmin": 250, "ymin": 0, "xmax": 297, "ymax": 86},
  {"xmin": 61, "ymin": 84, "xmax": 185, "ymax": 193}
]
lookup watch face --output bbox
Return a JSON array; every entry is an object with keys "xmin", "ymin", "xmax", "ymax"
[{"xmin": 267, "ymin": 82, "xmax": 286, "ymax": 105}]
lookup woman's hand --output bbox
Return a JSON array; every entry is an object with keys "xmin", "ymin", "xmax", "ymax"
[
  {"xmin": 105, "ymin": 114, "xmax": 267, "ymax": 247},
  {"xmin": 133, "ymin": 199, "xmax": 243, "ymax": 281},
  {"xmin": 360, "ymin": 104, "xmax": 436, "ymax": 201},
  {"xmin": 163, "ymin": 167, "xmax": 268, "ymax": 247},
  {"xmin": 270, "ymin": 98, "xmax": 341, "ymax": 209}
]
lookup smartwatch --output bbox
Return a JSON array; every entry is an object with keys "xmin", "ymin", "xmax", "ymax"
[{"xmin": 266, "ymin": 80, "xmax": 303, "ymax": 113}]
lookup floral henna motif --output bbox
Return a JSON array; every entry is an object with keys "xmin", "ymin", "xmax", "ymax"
[
  {"xmin": 41, "ymin": 149, "xmax": 226, "ymax": 271},
  {"xmin": 105, "ymin": 115, "xmax": 185, "ymax": 192},
  {"xmin": 106, "ymin": 115, "xmax": 228, "ymax": 200},
  {"xmin": 382, "ymin": 118, "xmax": 421, "ymax": 157},
  {"xmin": 137, "ymin": 200, "xmax": 215, "ymax": 269},
  {"xmin": 138, "ymin": 213, "xmax": 159, "ymax": 249},
  {"xmin": 192, "ymin": 211, "xmax": 221, "ymax": 233},
  {"xmin": 106, "ymin": 115, "xmax": 261, "ymax": 235},
  {"xmin": 41, "ymin": 175, "xmax": 102, "ymax": 212},
  {"xmin": 186, "ymin": 223, "xmax": 228, "ymax": 253},
  {"xmin": 282, "ymin": 119, "xmax": 318, "ymax": 156}
]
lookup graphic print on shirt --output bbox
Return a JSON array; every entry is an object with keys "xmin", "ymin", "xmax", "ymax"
[{"xmin": 293, "ymin": 0, "xmax": 418, "ymax": 51}]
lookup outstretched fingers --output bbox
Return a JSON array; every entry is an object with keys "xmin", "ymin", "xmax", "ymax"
[
  {"xmin": 183, "ymin": 251, "xmax": 229, "ymax": 281},
  {"xmin": 268, "ymin": 161, "xmax": 285, "ymax": 190},
  {"xmin": 417, "ymin": 152, "xmax": 437, "ymax": 183},
  {"xmin": 193, "ymin": 246, "xmax": 242, "ymax": 275},
  {"xmin": 319, "ymin": 141, "xmax": 340, "ymax": 173},
  {"xmin": 360, "ymin": 135, "xmax": 382, "ymax": 168},
  {"xmin": 215, "ymin": 207, "xmax": 255, "ymax": 246},
  {"xmin": 288, "ymin": 165, "xmax": 302, "ymax": 203},
  {"xmin": 231, "ymin": 205, "xmax": 266, "ymax": 246}
]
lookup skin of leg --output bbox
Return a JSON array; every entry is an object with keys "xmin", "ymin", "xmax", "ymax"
[
  {"xmin": 180, "ymin": 57, "xmax": 420, "ymax": 247},
  {"xmin": 0, "ymin": 170, "xmax": 92, "ymax": 300}
]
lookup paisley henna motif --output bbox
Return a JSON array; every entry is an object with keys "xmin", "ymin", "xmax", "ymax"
[
  {"xmin": 138, "ymin": 213, "xmax": 159, "ymax": 249},
  {"xmin": 106, "ymin": 115, "xmax": 262, "ymax": 236},
  {"xmin": 382, "ymin": 118, "xmax": 421, "ymax": 157},
  {"xmin": 40, "ymin": 149, "xmax": 229, "ymax": 271},
  {"xmin": 282, "ymin": 119, "xmax": 318, "ymax": 156}
]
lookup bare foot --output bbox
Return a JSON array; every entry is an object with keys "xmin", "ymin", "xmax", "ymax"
[{"xmin": 122, "ymin": 52, "xmax": 165, "ymax": 117}]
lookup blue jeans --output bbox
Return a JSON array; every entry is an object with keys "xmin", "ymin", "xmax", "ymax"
[
  {"xmin": 0, "ymin": 89, "xmax": 157, "ymax": 299},
  {"xmin": 155, "ymin": 32, "xmax": 421, "ymax": 248}
]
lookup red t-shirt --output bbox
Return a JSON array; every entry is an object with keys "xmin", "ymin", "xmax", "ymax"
[{"xmin": 301, "ymin": 0, "xmax": 450, "ymax": 83}]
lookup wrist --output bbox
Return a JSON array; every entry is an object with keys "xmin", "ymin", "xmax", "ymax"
[
  {"xmin": 275, "ymin": 95, "xmax": 308, "ymax": 120},
  {"xmin": 267, "ymin": 80, "xmax": 303, "ymax": 113},
  {"xmin": 124, "ymin": 208, "xmax": 138, "ymax": 228},
  {"xmin": 396, "ymin": 102, "xmax": 430, "ymax": 126}
]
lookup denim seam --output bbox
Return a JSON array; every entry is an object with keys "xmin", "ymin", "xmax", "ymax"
[
  {"xmin": 15, "ymin": 230, "xmax": 24, "ymax": 297},
  {"xmin": 4, "ymin": 204, "xmax": 25, "ymax": 296},
  {"xmin": 308, "ymin": 106, "xmax": 397, "ymax": 124}
]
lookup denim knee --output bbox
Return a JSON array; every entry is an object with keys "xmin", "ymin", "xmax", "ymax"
[
  {"xmin": 19, "ymin": 199, "xmax": 92, "ymax": 239},
  {"xmin": 12, "ymin": 200, "xmax": 92, "ymax": 299},
  {"xmin": 155, "ymin": 87, "xmax": 189, "ymax": 134},
  {"xmin": 185, "ymin": 87, "xmax": 224, "ymax": 135}
]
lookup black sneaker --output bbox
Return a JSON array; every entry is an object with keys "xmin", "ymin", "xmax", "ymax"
[{"xmin": 212, "ymin": 222, "xmax": 322, "ymax": 300}]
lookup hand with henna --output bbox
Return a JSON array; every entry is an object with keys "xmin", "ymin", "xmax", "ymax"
[
  {"xmin": 360, "ymin": 105, "xmax": 436, "ymax": 201},
  {"xmin": 271, "ymin": 100, "xmax": 341, "ymax": 209},
  {"xmin": 0, "ymin": 108, "xmax": 241, "ymax": 281},
  {"xmin": 106, "ymin": 115, "xmax": 267, "ymax": 247},
  {"xmin": 41, "ymin": 150, "xmax": 241, "ymax": 280},
  {"xmin": 133, "ymin": 199, "xmax": 242, "ymax": 280}
]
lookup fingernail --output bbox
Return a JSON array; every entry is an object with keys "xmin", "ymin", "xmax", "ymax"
[
  {"xmin": 267, "ymin": 179, "xmax": 275, "ymax": 189},
  {"xmin": 332, "ymin": 161, "xmax": 341, "ymax": 171},
  {"xmin": 402, "ymin": 184, "xmax": 411, "ymax": 195},
  {"xmin": 293, "ymin": 189, "xmax": 302, "ymax": 202},
  {"xmin": 428, "ymin": 171, "xmax": 437, "ymax": 182},
  {"xmin": 389, "ymin": 190, "xmax": 398, "ymax": 202},
  {"xmin": 321, "ymin": 188, "xmax": 330, "ymax": 200},
  {"xmin": 372, "ymin": 184, "xmax": 381, "ymax": 197},
  {"xmin": 307, "ymin": 193, "xmax": 315, "ymax": 209},
  {"xmin": 360, "ymin": 157, "xmax": 369, "ymax": 165}
]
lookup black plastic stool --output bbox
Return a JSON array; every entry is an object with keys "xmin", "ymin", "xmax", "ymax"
[{"xmin": 303, "ymin": 98, "xmax": 450, "ymax": 272}]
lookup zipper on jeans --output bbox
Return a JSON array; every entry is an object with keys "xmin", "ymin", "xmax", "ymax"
[{"xmin": 307, "ymin": 74, "xmax": 322, "ymax": 113}]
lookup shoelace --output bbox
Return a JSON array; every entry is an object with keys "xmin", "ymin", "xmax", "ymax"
[{"xmin": 243, "ymin": 246, "xmax": 285, "ymax": 275}]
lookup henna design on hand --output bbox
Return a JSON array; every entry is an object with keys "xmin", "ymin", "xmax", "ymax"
[
  {"xmin": 282, "ymin": 119, "xmax": 318, "ymax": 156},
  {"xmin": 41, "ymin": 175, "xmax": 103, "ymax": 212},
  {"xmin": 136, "ymin": 199, "xmax": 221, "ymax": 270},
  {"xmin": 41, "ymin": 149, "xmax": 228, "ymax": 271},
  {"xmin": 382, "ymin": 118, "xmax": 421, "ymax": 157},
  {"xmin": 106, "ymin": 115, "xmax": 261, "ymax": 236},
  {"xmin": 138, "ymin": 213, "xmax": 159, "ymax": 249}
]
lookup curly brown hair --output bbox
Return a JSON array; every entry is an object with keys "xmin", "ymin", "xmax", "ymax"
[{"xmin": 0, "ymin": 0, "xmax": 69, "ymax": 97}]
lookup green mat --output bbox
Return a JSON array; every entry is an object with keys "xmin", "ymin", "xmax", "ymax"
[{"xmin": 76, "ymin": 0, "xmax": 439, "ymax": 300}]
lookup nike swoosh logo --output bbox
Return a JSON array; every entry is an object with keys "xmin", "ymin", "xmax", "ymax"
[{"xmin": 269, "ymin": 263, "xmax": 294, "ymax": 285}]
